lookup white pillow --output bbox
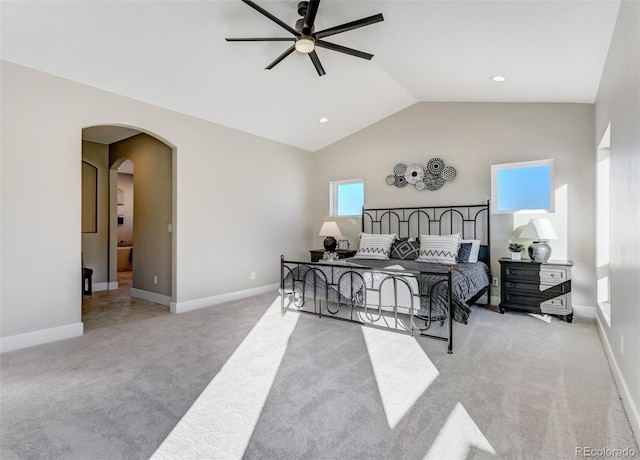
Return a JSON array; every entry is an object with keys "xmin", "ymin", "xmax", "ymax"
[
  {"xmin": 461, "ymin": 239, "xmax": 481, "ymax": 263},
  {"xmin": 355, "ymin": 233, "xmax": 396, "ymax": 260},
  {"xmin": 417, "ymin": 233, "xmax": 462, "ymax": 264}
]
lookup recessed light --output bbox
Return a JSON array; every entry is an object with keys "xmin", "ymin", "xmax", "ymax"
[
  {"xmin": 319, "ymin": 117, "xmax": 329, "ymax": 124},
  {"xmin": 491, "ymin": 75, "xmax": 506, "ymax": 82}
]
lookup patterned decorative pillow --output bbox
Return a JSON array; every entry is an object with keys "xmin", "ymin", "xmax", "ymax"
[
  {"xmin": 457, "ymin": 242, "xmax": 473, "ymax": 263},
  {"xmin": 355, "ymin": 233, "xmax": 396, "ymax": 260},
  {"xmin": 417, "ymin": 233, "xmax": 462, "ymax": 264},
  {"xmin": 390, "ymin": 238, "xmax": 420, "ymax": 260},
  {"xmin": 460, "ymin": 239, "xmax": 481, "ymax": 263}
]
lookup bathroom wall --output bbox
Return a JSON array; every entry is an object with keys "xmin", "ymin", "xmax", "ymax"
[{"xmin": 116, "ymin": 172, "xmax": 133, "ymax": 245}]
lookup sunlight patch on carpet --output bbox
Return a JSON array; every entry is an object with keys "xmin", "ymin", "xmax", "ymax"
[
  {"xmin": 424, "ymin": 402, "xmax": 496, "ymax": 459},
  {"xmin": 362, "ymin": 326, "xmax": 439, "ymax": 429},
  {"xmin": 151, "ymin": 297, "xmax": 299, "ymax": 460}
]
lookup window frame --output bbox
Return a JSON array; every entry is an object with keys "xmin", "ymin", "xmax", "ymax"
[
  {"xmin": 490, "ymin": 159, "xmax": 555, "ymax": 214},
  {"xmin": 330, "ymin": 178, "xmax": 364, "ymax": 218}
]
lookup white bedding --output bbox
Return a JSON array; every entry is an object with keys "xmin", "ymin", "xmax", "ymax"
[{"xmin": 361, "ymin": 265, "xmax": 421, "ymax": 315}]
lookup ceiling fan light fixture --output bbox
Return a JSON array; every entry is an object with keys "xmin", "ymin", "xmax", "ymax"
[{"xmin": 295, "ymin": 37, "xmax": 315, "ymax": 54}]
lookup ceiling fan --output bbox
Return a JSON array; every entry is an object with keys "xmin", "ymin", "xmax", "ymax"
[{"xmin": 226, "ymin": 0, "xmax": 384, "ymax": 76}]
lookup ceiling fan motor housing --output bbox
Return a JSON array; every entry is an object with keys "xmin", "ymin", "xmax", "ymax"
[{"xmin": 297, "ymin": 1, "xmax": 310, "ymax": 17}]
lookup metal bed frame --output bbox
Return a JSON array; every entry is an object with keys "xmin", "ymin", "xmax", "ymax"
[{"xmin": 280, "ymin": 201, "xmax": 490, "ymax": 353}]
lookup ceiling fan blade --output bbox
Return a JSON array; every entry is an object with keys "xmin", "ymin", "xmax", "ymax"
[
  {"xmin": 302, "ymin": 0, "xmax": 320, "ymax": 35},
  {"xmin": 241, "ymin": 0, "xmax": 300, "ymax": 37},
  {"xmin": 315, "ymin": 13, "xmax": 384, "ymax": 39},
  {"xmin": 316, "ymin": 40, "xmax": 373, "ymax": 60},
  {"xmin": 226, "ymin": 38, "xmax": 295, "ymax": 42},
  {"xmin": 265, "ymin": 45, "xmax": 296, "ymax": 70},
  {"xmin": 309, "ymin": 50, "xmax": 326, "ymax": 76}
]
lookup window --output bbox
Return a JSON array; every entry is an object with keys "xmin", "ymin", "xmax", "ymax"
[
  {"xmin": 330, "ymin": 179, "xmax": 364, "ymax": 217},
  {"xmin": 596, "ymin": 124, "xmax": 611, "ymax": 326},
  {"xmin": 491, "ymin": 159, "xmax": 555, "ymax": 213}
]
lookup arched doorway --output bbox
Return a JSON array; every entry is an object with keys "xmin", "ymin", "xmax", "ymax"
[{"xmin": 81, "ymin": 125, "xmax": 176, "ymax": 328}]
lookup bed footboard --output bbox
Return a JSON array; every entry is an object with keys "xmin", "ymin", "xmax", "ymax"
[{"xmin": 280, "ymin": 256, "xmax": 455, "ymax": 353}]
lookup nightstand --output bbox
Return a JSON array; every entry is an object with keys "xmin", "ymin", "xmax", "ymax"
[
  {"xmin": 310, "ymin": 249, "xmax": 357, "ymax": 262},
  {"xmin": 498, "ymin": 258, "xmax": 573, "ymax": 322}
]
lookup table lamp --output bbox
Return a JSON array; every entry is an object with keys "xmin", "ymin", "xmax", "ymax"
[{"xmin": 319, "ymin": 221, "xmax": 342, "ymax": 252}]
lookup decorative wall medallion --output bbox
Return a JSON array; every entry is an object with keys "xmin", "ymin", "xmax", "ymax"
[
  {"xmin": 386, "ymin": 157, "xmax": 456, "ymax": 191},
  {"xmin": 394, "ymin": 175, "xmax": 408, "ymax": 187},
  {"xmin": 427, "ymin": 158, "xmax": 445, "ymax": 174},
  {"xmin": 423, "ymin": 173, "xmax": 445, "ymax": 190},
  {"xmin": 393, "ymin": 163, "xmax": 407, "ymax": 175},
  {"xmin": 404, "ymin": 164, "xmax": 425, "ymax": 184},
  {"xmin": 441, "ymin": 166, "xmax": 457, "ymax": 181}
]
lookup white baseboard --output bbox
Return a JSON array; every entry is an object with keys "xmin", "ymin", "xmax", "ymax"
[
  {"xmin": 108, "ymin": 281, "xmax": 119, "ymax": 290},
  {"xmin": 572, "ymin": 304, "xmax": 596, "ymax": 319},
  {"xmin": 596, "ymin": 315, "xmax": 640, "ymax": 446},
  {"xmin": 0, "ymin": 322, "xmax": 84, "ymax": 354},
  {"xmin": 92, "ymin": 282, "xmax": 108, "ymax": 292},
  {"xmin": 171, "ymin": 283, "xmax": 279, "ymax": 314},
  {"xmin": 130, "ymin": 288, "xmax": 172, "ymax": 307},
  {"xmin": 490, "ymin": 295, "xmax": 500, "ymax": 306}
]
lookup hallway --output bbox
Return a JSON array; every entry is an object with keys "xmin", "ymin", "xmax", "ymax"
[{"xmin": 82, "ymin": 271, "xmax": 170, "ymax": 330}]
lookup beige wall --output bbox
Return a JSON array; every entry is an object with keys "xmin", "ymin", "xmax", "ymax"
[
  {"xmin": 81, "ymin": 141, "xmax": 109, "ymax": 284},
  {"xmin": 116, "ymin": 172, "xmax": 134, "ymax": 245},
  {"xmin": 311, "ymin": 102, "xmax": 596, "ymax": 308},
  {"xmin": 594, "ymin": 0, "xmax": 640, "ymax": 441},
  {"xmin": 110, "ymin": 134, "xmax": 172, "ymax": 296},
  {"xmin": 0, "ymin": 61, "xmax": 313, "ymax": 343}
]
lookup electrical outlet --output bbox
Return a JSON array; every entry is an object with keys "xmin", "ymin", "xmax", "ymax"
[
  {"xmin": 250, "ymin": 272, "xmax": 256, "ymax": 280},
  {"xmin": 492, "ymin": 278, "xmax": 499, "ymax": 287},
  {"xmin": 620, "ymin": 335, "xmax": 624, "ymax": 355},
  {"xmin": 153, "ymin": 275, "xmax": 158, "ymax": 285}
]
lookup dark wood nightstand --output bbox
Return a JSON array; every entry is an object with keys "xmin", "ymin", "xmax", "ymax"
[
  {"xmin": 310, "ymin": 249, "xmax": 357, "ymax": 262},
  {"xmin": 499, "ymin": 258, "xmax": 573, "ymax": 322}
]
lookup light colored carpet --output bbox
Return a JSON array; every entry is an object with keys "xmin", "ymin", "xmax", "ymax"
[{"xmin": 1, "ymin": 292, "xmax": 637, "ymax": 459}]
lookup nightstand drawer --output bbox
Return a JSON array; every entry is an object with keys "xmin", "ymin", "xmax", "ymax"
[
  {"xmin": 504, "ymin": 265, "xmax": 539, "ymax": 280},
  {"xmin": 505, "ymin": 280, "xmax": 542, "ymax": 293},
  {"xmin": 540, "ymin": 268, "xmax": 570, "ymax": 285},
  {"xmin": 540, "ymin": 294, "xmax": 571, "ymax": 315},
  {"xmin": 504, "ymin": 292, "xmax": 542, "ymax": 306}
]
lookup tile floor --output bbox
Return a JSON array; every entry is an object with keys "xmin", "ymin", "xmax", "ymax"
[{"xmin": 81, "ymin": 271, "xmax": 170, "ymax": 330}]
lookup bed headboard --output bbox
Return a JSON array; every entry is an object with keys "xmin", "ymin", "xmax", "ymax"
[{"xmin": 361, "ymin": 201, "xmax": 491, "ymax": 267}]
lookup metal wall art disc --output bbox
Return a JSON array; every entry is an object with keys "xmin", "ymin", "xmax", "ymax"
[
  {"xmin": 394, "ymin": 175, "xmax": 408, "ymax": 187},
  {"xmin": 386, "ymin": 175, "xmax": 396, "ymax": 185},
  {"xmin": 404, "ymin": 164, "xmax": 425, "ymax": 184},
  {"xmin": 393, "ymin": 163, "xmax": 407, "ymax": 175},
  {"xmin": 415, "ymin": 180, "xmax": 426, "ymax": 191},
  {"xmin": 427, "ymin": 158, "xmax": 445, "ymax": 174},
  {"xmin": 423, "ymin": 173, "xmax": 445, "ymax": 190},
  {"xmin": 441, "ymin": 166, "xmax": 457, "ymax": 181}
]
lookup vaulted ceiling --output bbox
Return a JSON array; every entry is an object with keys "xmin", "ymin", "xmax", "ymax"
[{"xmin": 1, "ymin": 1, "xmax": 621, "ymax": 151}]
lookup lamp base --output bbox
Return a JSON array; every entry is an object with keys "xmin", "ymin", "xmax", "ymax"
[
  {"xmin": 528, "ymin": 241, "xmax": 552, "ymax": 262},
  {"xmin": 323, "ymin": 237, "xmax": 337, "ymax": 252}
]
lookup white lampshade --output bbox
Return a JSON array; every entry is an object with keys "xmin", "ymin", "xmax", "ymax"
[
  {"xmin": 519, "ymin": 218, "xmax": 558, "ymax": 241},
  {"xmin": 319, "ymin": 221, "xmax": 341, "ymax": 237}
]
